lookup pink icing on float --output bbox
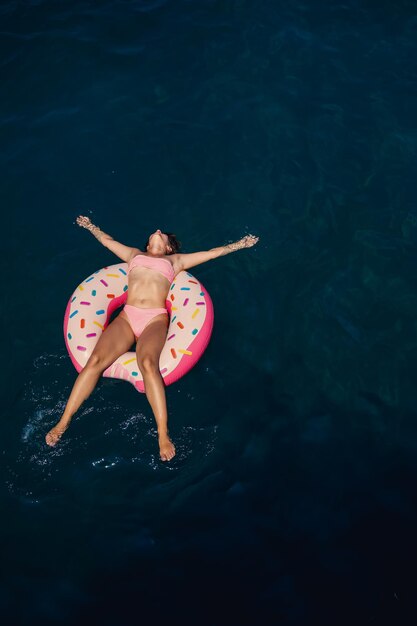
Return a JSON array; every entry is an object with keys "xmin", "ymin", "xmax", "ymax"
[{"xmin": 63, "ymin": 263, "xmax": 214, "ymax": 392}]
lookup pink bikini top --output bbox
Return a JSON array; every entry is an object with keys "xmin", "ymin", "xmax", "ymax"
[{"xmin": 127, "ymin": 254, "xmax": 175, "ymax": 283}]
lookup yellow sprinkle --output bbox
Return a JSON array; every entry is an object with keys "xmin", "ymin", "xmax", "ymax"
[
  {"xmin": 78, "ymin": 285, "xmax": 84, "ymax": 291},
  {"xmin": 178, "ymin": 349, "xmax": 192, "ymax": 355},
  {"xmin": 106, "ymin": 273, "xmax": 120, "ymax": 278},
  {"xmin": 171, "ymin": 306, "xmax": 178, "ymax": 311},
  {"xmin": 192, "ymin": 308, "xmax": 200, "ymax": 319},
  {"xmin": 93, "ymin": 321, "xmax": 104, "ymax": 330},
  {"xmin": 123, "ymin": 357, "xmax": 136, "ymax": 365}
]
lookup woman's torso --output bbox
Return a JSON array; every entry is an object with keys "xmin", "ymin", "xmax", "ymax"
[{"xmin": 125, "ymin": 252, "xmax": 180, "ymax": 308}]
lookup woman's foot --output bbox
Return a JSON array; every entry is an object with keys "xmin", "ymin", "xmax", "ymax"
[
  {"xmin": 45, "ymin": 423, "xmax": 68, "ymax": 446},
  {"xmin": 158, "ymin": 433, "xmax": 176, "ymax": 462}
]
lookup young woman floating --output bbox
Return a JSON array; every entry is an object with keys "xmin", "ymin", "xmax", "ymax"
[{"xmin": 45, "ymin": 216, "xmax": 259, "ymax": 461}]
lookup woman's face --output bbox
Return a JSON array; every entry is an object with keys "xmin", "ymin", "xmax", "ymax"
[{"xmin": 148, "ymin": 229, "xmax": 170, "ymax": 251}]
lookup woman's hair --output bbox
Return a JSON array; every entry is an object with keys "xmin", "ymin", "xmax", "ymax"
[{"xmin": 144, "ymin": 232, "xmax": 181, "ymax": 255}]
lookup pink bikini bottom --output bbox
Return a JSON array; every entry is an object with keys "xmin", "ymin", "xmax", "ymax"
[{"xmin": 123, "ymin": 304, "xmax": 168, "ymax": 339}]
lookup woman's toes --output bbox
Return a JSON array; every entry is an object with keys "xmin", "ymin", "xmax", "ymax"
[
  {"xmin": 45, "ymin": 426, "xmax": 65, "ymax": 447},
  {"xmin": 160, "ymin": 447, "xmax": 175, "ymax": 462},
  {"xmin": 159, "ymin": 436, "xmax": 176, "ymax": 461},
  {"xmin": 45, "ymin": 433, "xmax": 57, "ymax": 447}
]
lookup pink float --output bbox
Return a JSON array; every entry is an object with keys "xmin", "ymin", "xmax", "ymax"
[{"xmin": 63, "ymin": 263, "xmax": 214, "ymax": 392}]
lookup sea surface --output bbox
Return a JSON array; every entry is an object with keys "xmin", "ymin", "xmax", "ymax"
[{"xmin": 1, "ymin": 1, "xmax": 417, "ymax": 624}]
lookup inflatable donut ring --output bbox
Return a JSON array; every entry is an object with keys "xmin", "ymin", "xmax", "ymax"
[{"xmin": 63, "ymin": 263, "xmax": 214, "ymax": 392}]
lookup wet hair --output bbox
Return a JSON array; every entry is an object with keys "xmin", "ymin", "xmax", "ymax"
[{"xmin": 144, "ymin": 231, "xmax": 181, "ymax": 255}]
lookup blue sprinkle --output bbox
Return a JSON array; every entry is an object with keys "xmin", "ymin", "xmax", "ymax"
[
  {"xmin": 180, "ymin": 287, "xmax": 190, "ymax": 290},
  {"xmin": 170, "ymin": 283, "xmax": 175, "ymax": 290},
  {"xmin": 91, "ymin": 290, "xmax": 96, "ymax": 296},
  {"xmin": 96, "ymin": 309, "xmax": 105, "ymax": 315},
  {"xmin": 186, "ymin": 272, "xmax": 193, "ymax": 277},
  {"xmin": 123, "ymin": 285, "xmax": 128, "ymax": 292},
  {"xmin": 192, "ymin": 329, "xmax": 198, "ymax": 335},
  {"xmin": 86, "ymin": 276, "xmax": 94, "ymax": 283},
  {"xmin": 172, "ymin": 315, "xmax": 177, "ymax": 323},
  {"xmin": 68, "ymin": 333, "xmax": 72, "ymax": 339},
  {"xmin": 69, "ymin": 310, "xmax": 78, "ymax": 318},
  {"xmin": 200, "ymin": 292, "xmax": 205, "ymax": 296},
  {"xmin": 132, "ymin": 371, "xmax": 138, "ymax": 376},
  {"xmin": 71, "ymin": 296, "xmax": 76, "ymax": 303},
  {"xmin": 119, "ymin": 268, "xmax": 127, "ymax": 276}
]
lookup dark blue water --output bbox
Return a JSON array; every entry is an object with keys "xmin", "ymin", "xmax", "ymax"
[{"xmin": 2, "ymin": 0, "xmax": 417, "ymax": 623}]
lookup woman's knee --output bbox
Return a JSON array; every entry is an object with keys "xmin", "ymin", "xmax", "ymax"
[
  {"xmin": 86, "ymin": 352, "xmax": 108, "ymax": 372},
  {"xmin": 138, "ymin": 354, "xmax": 159, "ymax": 374}
]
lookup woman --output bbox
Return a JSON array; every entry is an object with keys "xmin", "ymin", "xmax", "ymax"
[{"xmin": 45, "ymin": 216, "xmax": 259, "ymax": 461}]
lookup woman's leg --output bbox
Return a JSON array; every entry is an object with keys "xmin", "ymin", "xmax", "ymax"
[
  {"xmin": 45, "ymin": 315, "xmax": 135, "ymax": 446},
  {"xmin": 135, "ymin": 314, "xmax": 175, "ymax": 461}
]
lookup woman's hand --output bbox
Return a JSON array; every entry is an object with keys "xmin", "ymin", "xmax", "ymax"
[
  {"xmin": 238, "ymin": 234, "xmax": 259, "ymax": 248},
  {"xmin": 76, "ymin": 215, "xmax": 94, "ymax": 230},
  {"xmin": 76, "ymin": 215, "xmax": 106, "ymax": 243},
  {"xmin": 225, "ymin": 234, "xmax": 260, "ymax": 252}
]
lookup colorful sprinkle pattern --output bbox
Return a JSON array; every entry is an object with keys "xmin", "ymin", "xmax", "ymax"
[{"xmin": 64, "ymin": 262, "xmax": 213, "ymax": 393}]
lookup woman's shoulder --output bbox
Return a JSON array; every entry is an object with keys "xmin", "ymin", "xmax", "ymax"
[
  {"xmin": 166, "ymin": 253, "xmax": 182, "ymax": 275},
  {"xmin": 127, "ymin": 248, "xmax": 143, "ymax": 263}
]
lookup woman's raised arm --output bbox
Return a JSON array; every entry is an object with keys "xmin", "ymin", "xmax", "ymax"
[
  {"xmin": 76, "ymin": 216, "xmax": 139, "ymax": 262},
  {"xmin": 177, "ymin": 234, "xmax": 259, "ymax": 272}
]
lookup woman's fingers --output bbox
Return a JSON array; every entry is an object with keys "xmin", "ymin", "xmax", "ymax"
[
  {"xmin": 242, "ymin": 234, "xmax": 259, "ymax": 247},
  {"xmin": 76, "ymin": 215, "xmax": 91, "ymax": 228}
]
